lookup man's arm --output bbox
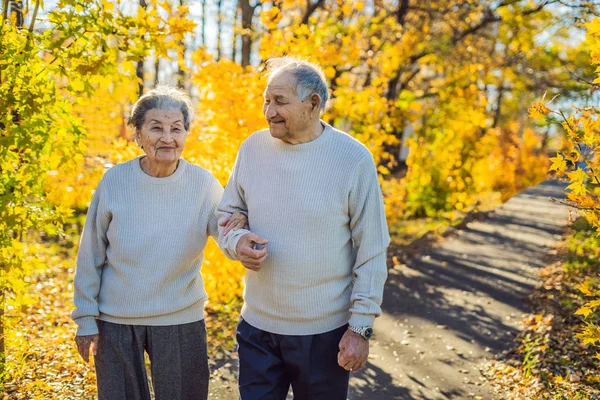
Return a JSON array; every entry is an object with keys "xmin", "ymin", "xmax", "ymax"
[
  {"xmin": 338, "ymin": 155, "xmax": 390, "ymax": 372},
  {"xmin": 347, "ymin": 156, "xmax": 390, "ymax": 327},
  {"xmin": 216, "ymin": 151, "xmax": 252, "ymax": 260},
  {"xmin": 206, "ymin": 176, "xmax": 248, "ymax": 240},
  {"xmin": 216, "ymin": 150, "xmax": 269, "ymax": 268}
]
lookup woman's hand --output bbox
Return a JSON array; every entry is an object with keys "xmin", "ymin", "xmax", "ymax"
[
  {"xmin": 75, "ymin": 334, "xmax": 99, "ymax": 363},
  {"xmin": 220, "ymin": 212, "xmax": 249, "ymax": 236}
]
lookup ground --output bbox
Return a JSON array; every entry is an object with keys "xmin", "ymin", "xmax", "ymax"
[
  {"xmin": 209, "ymin": 180, "xmax": 570, "ymax": 399},
  {"xmin": 5, "ymin": 180, "xmax": 578, "ymax": 399}
]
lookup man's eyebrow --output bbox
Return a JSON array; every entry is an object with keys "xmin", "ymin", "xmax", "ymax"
[{"xmin": 264, "ymin": 91, "xmax": 288, "ymax": 98}]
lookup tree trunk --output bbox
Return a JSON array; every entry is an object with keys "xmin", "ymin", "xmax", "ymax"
[
  {"xmin": 136, "ymin": 1, "xmax": 147, "ymax": 97},
  {"xmin": 492, "ymin": 84, "xmax": 505, "ymax": 128},
  {"xmin": 177, "ymin": 0, "xmax": 186, "ymax": 89},
  {"xmin": 239, "ymin": 0, "xmax": 257, "ymax": 67},
  {"xmin": 9, "ymin": 0, "xmax": 23, "ymax": 26},
  {"xmin": 154, "ymin": 57, "xmax": 160, "ymax": 85},
  {"xmin": 232, "ymin": 0, "xmax": 239, "ymax": 62},
  {"xmin": 0, "ymin": 285, "xmax": 4, "ymax": 378},
  {"xmin": 201, "ymin": 0, "xmax": 206, "ymax": 47},
  {"xmin": 136, "ymin": 59, "xmax": 145, "ymax": 97},
  {"xmin": 2, "ymin": 0, "xmax": 24, "ymax": 377},
  {"xmin": 2, "ymin": 0, "xmax": 9, "ymax": 20},
  {"xmin": 216, "ymin": 0, "xmax": 223, "ymax": 61}
]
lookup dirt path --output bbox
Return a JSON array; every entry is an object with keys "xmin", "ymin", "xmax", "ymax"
[{"xmin": 209, "ymin": 180, "xmax": 569, "ymax": 399}]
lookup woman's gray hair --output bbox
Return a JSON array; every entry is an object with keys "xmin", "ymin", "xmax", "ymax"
[
  {"xmin": 266, "ymin": 57, "xmax": 330, "ymax": 112},
  {"xmin": 128, "ymin": 86, "xmax": 194, "ymax": 132}
]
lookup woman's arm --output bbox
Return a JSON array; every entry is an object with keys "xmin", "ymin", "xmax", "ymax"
[{"xmin": 72, "ymin": 180, "xmax": 111, "ymax": 337}]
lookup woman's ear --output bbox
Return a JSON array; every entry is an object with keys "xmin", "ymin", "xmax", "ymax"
[{"xmin": 135, "ymin": 130, "xmax": 143, "ymax": 148}]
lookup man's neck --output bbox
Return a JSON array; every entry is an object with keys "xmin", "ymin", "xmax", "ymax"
[{"xmin": 283, "ymin": 120, "xmax": 324, "ymax": 145}]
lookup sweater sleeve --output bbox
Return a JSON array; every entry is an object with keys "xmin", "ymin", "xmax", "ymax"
[
  {"xmin": 206, "ymin": 176, "xmax": 225, "ymax": 240},
  {"xmin": 217, "ymin": 149, "xmax": 251, "ymax": 260},
  {"xmin": 71, "ymin": 180, "xmax": 111, "ymax": 336},
  {"xmin": 347, "ymin": 156, "xmax": 390, "ymax": 328}
]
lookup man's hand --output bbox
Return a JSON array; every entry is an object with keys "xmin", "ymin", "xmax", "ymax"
[
  {"xmin": 337, "ymin": 329, "xmax": 369, "ymax": 372},
  {"xmin": 75, "ymin": 334, "xmax": 99, "ymax": 363},
  {"xmin": 236, "ymin": 233, "xmax": 268, "ymax": 271},
  {"xmin": 220, "ymin": 212, "xmax": 249, "ymax": 236}
]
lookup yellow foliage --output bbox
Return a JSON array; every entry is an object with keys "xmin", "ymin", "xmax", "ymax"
[{"xmin": 535, "ymin": 17, "xmax": 600, "ymax": 355}]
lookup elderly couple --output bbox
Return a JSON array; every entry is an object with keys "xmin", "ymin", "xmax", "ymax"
[{"xmin": 72, "ymin": 57, "xmax": 390, "ymax": 400}]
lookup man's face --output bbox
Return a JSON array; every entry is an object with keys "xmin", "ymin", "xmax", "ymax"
[{"xmin": 262, "ymin": 71, "xmax": 314, "ymax": 143}]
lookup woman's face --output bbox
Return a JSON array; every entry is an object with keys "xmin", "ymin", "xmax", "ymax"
[{"xmin": 136, "ymin": 109, "xmax": 187, "ymax": 166}]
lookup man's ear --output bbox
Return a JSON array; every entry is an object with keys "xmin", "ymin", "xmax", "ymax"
[{"xmin": 310, "ymin": 94, "xmax": 322, "ymax": 116}]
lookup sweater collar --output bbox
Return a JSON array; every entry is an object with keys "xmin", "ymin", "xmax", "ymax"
[
  {"xmin": 132, "ymin": 156, "xmax": 187, "ymax": 185},
  {"xmin": 271, "ymin": 120, "xmax": 333, "ymax": 151}
]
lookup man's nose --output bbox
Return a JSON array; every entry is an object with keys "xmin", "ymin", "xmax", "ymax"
[{"xmin": 265, "ymin": 103, "xmax": 277, "ymax": 119}]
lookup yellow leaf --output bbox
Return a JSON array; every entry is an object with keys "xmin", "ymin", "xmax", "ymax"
[
  {"xmin": 576, "ymin": 307, "xmax": 593, "ymax": 318},
  {"xmin": 549, "ymin": 153, "xmax": 566, "ymax": 174},
  {"xmin": 579, "ymin": 282, "xmax": 593, "ymax": 296},
  {"xmin": 70, "ymin": 80, "xmax": 84, "ymax": 92},
  {"xmin": 535, "ymin": 313, "xmax": 543, "ymax": 323},
  {"xmin": 587, "ymin": 299, "xmax": 600, "ymax": 308},
  {"xmin": 103, "ymin": 1, "xmax": 115, "ymax": 11},
  {"xmin": 567, "ymin": 169, "xmax": 589, "ymax": 196}
]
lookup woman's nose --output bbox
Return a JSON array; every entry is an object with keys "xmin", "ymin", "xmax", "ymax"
[{"xmin": 162, "ymin": 129, "xmax": 175, "ymax": 142}]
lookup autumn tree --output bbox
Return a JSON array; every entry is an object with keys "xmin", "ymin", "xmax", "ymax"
[
  {"xmin": 0, "ymin": 0, "xmax": 196, "ymax": 380},
  {"xmin": 531, "ymin": 16, "xmax": 600, "ymax": 350},
  {"xmin": 249, "ymin": 0, "xmax": 595, "ymax": 220}
]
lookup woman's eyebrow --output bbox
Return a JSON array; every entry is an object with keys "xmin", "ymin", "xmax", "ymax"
[{"xmin": 148, "ymin": 119, "xmax": 184, "ymax": 124}]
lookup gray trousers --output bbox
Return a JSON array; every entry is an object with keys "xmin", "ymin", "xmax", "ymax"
[{"xmin": 94, "ymin": 319, "xmax": 209, "ymax": 400}]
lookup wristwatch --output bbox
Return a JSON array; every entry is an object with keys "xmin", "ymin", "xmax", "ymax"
[{"xmin": 348, "ymin": 325, "xmax": 373, "ymax": 340}]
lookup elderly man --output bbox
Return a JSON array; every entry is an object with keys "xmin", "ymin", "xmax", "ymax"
[{"xmin": 218, "ymin": 57, "xmax": 390, "ymax": 400}]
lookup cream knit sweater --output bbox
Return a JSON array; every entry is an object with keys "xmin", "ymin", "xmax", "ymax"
[
  {"xmin": 72, "ymin": 157, "xmax": 223, "ymax": 336},
  {"xmin": 217, "ymin": 122, "xmax": 390, "ymax": 335}
]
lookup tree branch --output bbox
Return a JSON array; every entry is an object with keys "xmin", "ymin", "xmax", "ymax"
[
  {"xmin": 397, "ymin": 0, "xmax": 409, "ymax": 25},
  {"xmin": 302, "ymin": 0, "xmax": 324, "ymax": 25},
  {"xmin": 27, "ymin": 0, "xmax": 38, "ymax": 33}
]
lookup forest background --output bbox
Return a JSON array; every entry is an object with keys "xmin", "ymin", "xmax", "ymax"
[{"xmin": 2, "ymin": 0, "xmax": 600, "ymax": 397}]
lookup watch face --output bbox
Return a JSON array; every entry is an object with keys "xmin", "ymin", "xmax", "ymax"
[{"xmin": 364, "ymin": 328, "xmax": 373, "ymax": 339}]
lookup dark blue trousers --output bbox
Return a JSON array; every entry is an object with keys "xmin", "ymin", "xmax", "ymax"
[{"xmin": 236, "ymin": 319, "xmax": 350, "ymax": 400}]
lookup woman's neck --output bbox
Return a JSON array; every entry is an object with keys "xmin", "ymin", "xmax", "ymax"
[{"xmin": 140, "ymin": 157, "xmax": 179, "ymax": 178}]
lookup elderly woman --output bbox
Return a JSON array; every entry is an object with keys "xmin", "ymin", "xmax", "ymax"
[{"xmin": 72, "ymin": 86, "xmax": 246, "ymax": 400}]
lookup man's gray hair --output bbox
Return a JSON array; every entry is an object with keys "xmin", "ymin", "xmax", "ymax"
[
  {"xmin": 128, "ymin": 86, "xmax": 194, "ymax": 132},
  {"xmin": 266, "ymin": 57, "xmax": 329, "ymax": 112}
]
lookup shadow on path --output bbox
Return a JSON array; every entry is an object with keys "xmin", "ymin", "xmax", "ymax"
[{"xmin": 349, "ymin": 180, "xmax": 569, "ymax": 399}]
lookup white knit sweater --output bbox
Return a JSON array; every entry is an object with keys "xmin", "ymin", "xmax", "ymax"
[
  {"xmin": 72, "ymin": 157, "xmax": 223, "ymax": 336},
  {"xmin": 217, "ymin": 122, "xmax": 390, "ymax": 335}
]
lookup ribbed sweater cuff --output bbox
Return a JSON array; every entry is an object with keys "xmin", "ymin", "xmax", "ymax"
[
  {"xmin": 348, "ymin": 313, "xmax": 376, "ymax": 328},
  {"xmin": 227, "ymin": 229, "xmax": 251, "ymax": 259},
  {"xmin": 75, "ymin": 316, "xmax": 99, "ymax": 336}
]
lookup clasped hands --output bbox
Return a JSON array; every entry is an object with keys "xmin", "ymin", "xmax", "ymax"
[{"xmin": 220, "ymin": 214, "xmax": 268, "ymax": 271}]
